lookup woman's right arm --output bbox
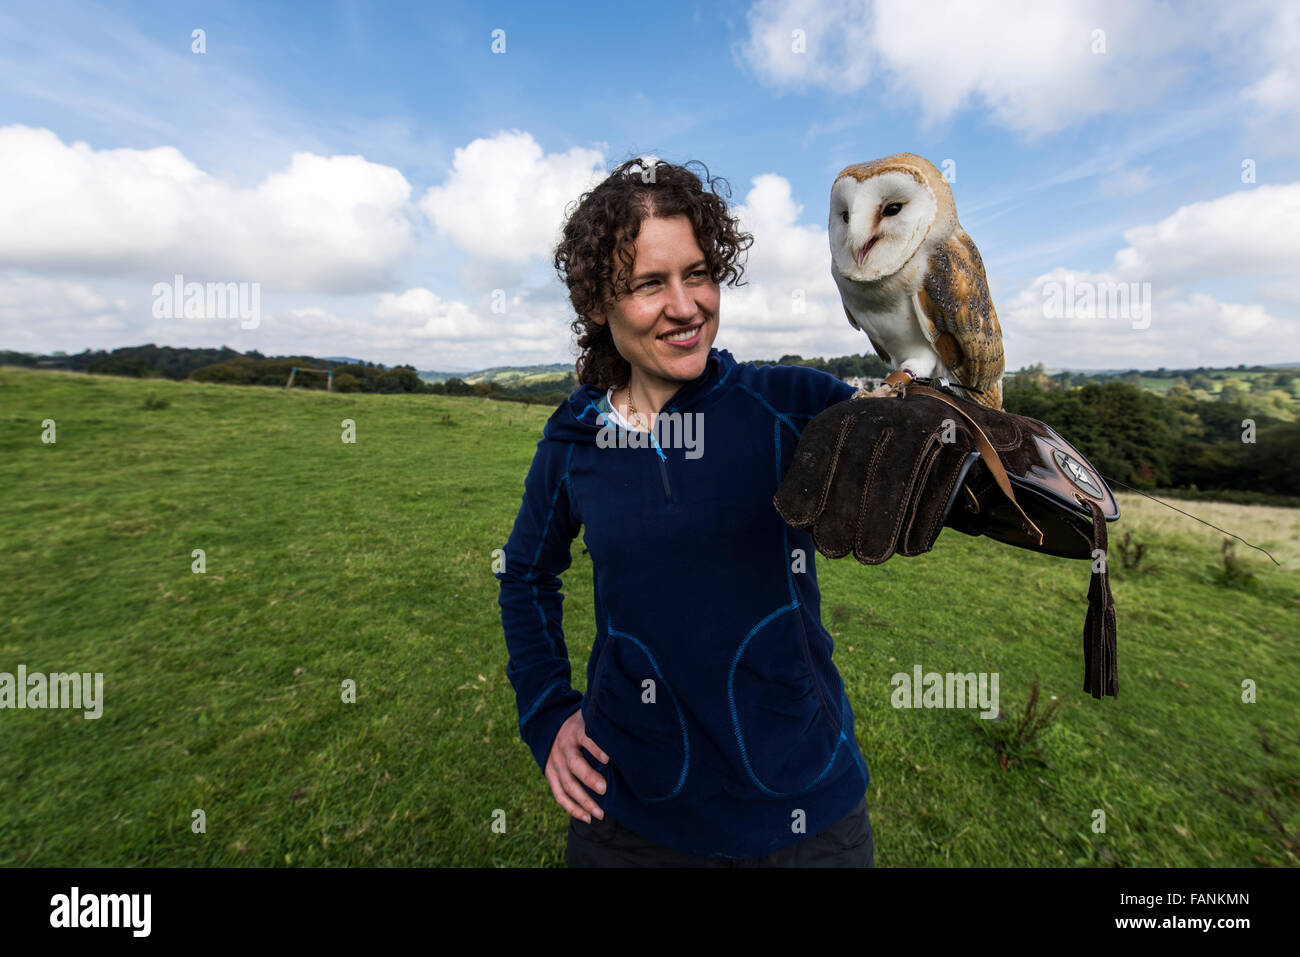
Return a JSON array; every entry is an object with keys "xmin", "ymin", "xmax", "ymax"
[{"xmin": 497, "ymin": 436, "xmax": 608, "ymax": 822}]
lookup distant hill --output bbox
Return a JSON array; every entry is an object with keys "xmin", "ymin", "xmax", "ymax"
[
  {"xmin": 418, "ymin": 362, "xmax": 571, "ymax": 385},
  {"xmin": 1044, "ymin": 363, "xmax": 1300, "ymax": 374},
  {"xmin": 7, "ymin": 345, "xmax": 1295, "ymax": 407},
  {"xmin": 0, "ymin": 344, "xmax": 421, "ymax": 383}
]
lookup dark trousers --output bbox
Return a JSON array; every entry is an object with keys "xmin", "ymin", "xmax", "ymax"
[{"xmin": 566, "ymin": 793, "xmax": 874, "ymax": 867}]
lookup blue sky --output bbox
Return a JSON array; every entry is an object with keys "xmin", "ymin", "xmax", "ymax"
[{"xmin": 1, "ymin": 0, "xmax": 1297, "ymax": 372}]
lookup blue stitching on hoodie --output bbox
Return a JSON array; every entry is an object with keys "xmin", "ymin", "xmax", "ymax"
[
  {"xmin": 535, "ymin": 352, "xmax": 860, "ymax": 811},
  {"xmin": 519, "ymin": 678, "xmax": 565, "ymax": 729},
  {"xmin": 523, "ymin": 444, "xmax": 578, "ymax": 658},
  {"xmin": 526, "ymin": 457, "xmax": 565, "ymax": 574},
  {"xmin": 843, "ymin": 689, "xmax": 869, "ymax": 786},
  {"xmin": 528, "ymin": 584, "xmax": 558, "ymax": 658},
  {"xmin": 606, "ymin": 627, "xmax": 690, "ymax": 801},
  {"xmin": 772, "ymin": 415, "xmax": 782, "ymax": 486},
  {"xmin": 735, "ymin": 381, "xmax": 798, "ymax": 434},
  {"xmin": 582, "ymin": 398, "xmax": 609, "ymax": 426},
  {"xmin": 777, "ymin": 416, "xmax": 799, "ymax": 606},
  {"xmin": 585, "ymin": 393, "xmax": 668, "ymax": 462},
  {"xmin": 726, "ymin": 602, "xmax": 845, "ymax": 797},
  {"xmin": 690, "ymin": 352, "xmax": 735, "ymax": 404},
  {"xmin": 663, "ymin": 350, "xmax": 733, "ymax": 415},
  {"xmin": 647, "ymin": 429, "xmax": 666, "ymax": 462},
  {"xmin": 560, "ymin": 444, "xmax": 579, "ymax": 526}
]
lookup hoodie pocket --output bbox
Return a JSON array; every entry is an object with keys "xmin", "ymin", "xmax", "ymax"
[
  {"xmin": 727, "ymin": 603, "xmax": 845, "ymax": 796},
  {"xmin": 585, "ymin": 629, "xmax": 690, "ymax": 803}
]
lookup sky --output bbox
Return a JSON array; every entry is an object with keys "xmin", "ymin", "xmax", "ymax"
[{"xmin": 1, "ymin": 0, "xmax": 1297, "ymax": 373}]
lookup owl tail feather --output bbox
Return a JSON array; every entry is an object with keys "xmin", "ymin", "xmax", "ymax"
[{"xmin": 1082, "ymin": 496, "xmax": 1118, "ymax": 699}]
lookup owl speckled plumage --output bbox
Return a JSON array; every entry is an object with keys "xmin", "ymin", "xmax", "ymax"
[{"xmin": 830, "ymin": 152, "xmax": 1005, "ymax": 409}]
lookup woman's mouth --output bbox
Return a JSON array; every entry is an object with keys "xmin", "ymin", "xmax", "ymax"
[{"xmin": 658, "ymin": 323, "xmax": 703, "ymax": 348}]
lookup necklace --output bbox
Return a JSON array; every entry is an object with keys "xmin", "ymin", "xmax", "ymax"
[{"xmin": 626, "ymin": 384, "xmax": 649, "ymax": 432}]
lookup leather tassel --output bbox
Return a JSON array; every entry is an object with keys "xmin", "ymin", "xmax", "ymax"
[{"xmin": 1082, "ymin": 497, "xmax": 1118, "ymax": 698}]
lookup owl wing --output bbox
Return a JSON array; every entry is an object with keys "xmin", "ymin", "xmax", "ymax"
[
  {"xmin": 913, "ymin": 227, "xmax": 1005, "ymax": 409},
  {"xmin": 843, "ymin": 303, "xmax": 895, "ymax": 366}
]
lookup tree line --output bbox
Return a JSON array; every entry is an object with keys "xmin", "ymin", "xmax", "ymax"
[
  {"xmin": 1003, "ymin": 379, "xmax": 1298, "ymax": 500},
  {"xmin": 5, "ymin": 344, "xmax": 1296, "ymax": 498}
]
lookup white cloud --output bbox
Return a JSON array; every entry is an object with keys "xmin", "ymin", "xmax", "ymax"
[
  {"xmin": 731, "ymin": 174, "xmax": 831, "ymax": 298},
  {"xmin": 273, "ymin": 287, "xmax": 572, "ymax": 370},
  {"xmin": 0, "ymin": 126, "xmax": 597, "ymax": 367},
  {"xmin": 418, "ymin": 130, "xmax": 607, "ymax": 263},
  {"xmin": 1112, "ymin": 183, "xmax": 1300, "ymax": 281},
  {"xmin": 737, "ymin": 0, "xmax": 1281, "ymax": 136},
  {"xmin": 1000, "ymin": 270, "xmax": 1297, "ymax": 371},
  {"xmin": 733, "ymin": 0, "xmax": 875, "ymax": 91},
  {"xmin": 0, "ymin": 125, "xmax": 417, "ymax": 293},
  {"xmin": 718, "ymin": 173, "xmax": 869, "ymax": 359},
  {"xmin": 0, "ymin": 274, "xmax": 131, "ymax": 350},
  {"xmin": 994, "ymin": 178, "xmax": 1300, "ymax": 367},
  {"xmin": 1240, "ymin": 3, "xmax": 1300, "ymax": 132},
  {"xmin": 375, "ymin": 287, "xmax": 496, "ymax": 341},
  {"xmin": 871, "ymin": 0, "xmax": 1189, "ymax": 134},
  {"xmin": 1254, "ymin": 279, "xmax": 1300, "ymax": 307}
]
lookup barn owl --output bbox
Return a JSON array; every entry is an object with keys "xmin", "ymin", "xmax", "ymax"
[{"xmin": 830, "ymin": 153, "xmax": 1005, "ymax": 410}]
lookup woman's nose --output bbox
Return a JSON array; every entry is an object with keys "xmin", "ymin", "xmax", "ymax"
[{"xmin": 664, "ymin": 278, "xmax": 697, "ymax": 318}]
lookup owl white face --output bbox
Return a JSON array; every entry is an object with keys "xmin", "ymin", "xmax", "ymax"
[{"xmin": 829, "ymin": 171, "xmax": 939, "ymax": 282}]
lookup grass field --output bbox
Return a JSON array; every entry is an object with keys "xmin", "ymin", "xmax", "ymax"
[{"xmin": 1, "ymin": 367, "xmax": 1297, "ymax": 867}]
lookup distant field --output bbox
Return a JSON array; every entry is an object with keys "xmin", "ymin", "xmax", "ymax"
[
  {"xmin": 469, "ymin": 369, "xmax": 571, "ymax": 387},
  {"xmin": 1, "ymin": 367, "xmax": 1296, "ymax": 867},
  {"xmin": 1114, "ymin": 370, "xmax": 1299, "ymax": 396},
  {"xmin": 418, "ymin": 365, "xmax": 571, "ymax": 387},
  {"xmin": 1138, "ymin": 376, "xmax": 1177, "ymax": 393}
]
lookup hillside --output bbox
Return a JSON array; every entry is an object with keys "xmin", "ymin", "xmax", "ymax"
[
  {"xmin": 417, "ymin": 362, "xmax": 571, "ymax": 385},
  {"xmin": 1, "ymin": 367, "xmax": 1296, "ymax": 866}
]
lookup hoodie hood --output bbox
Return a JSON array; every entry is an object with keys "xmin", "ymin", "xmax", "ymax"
[{"xmin": 544, "ymin": 347, "xmax": 739, "ymax": 444}]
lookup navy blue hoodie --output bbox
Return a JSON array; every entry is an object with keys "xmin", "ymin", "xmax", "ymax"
[{"xmin": 496, "ymin": 347, "xmax": 868, "ymax": 859}]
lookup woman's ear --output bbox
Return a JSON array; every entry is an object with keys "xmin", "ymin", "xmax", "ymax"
[{"xmin": 587, "ymin": 308, "xmax": 607, "ymax": 326}]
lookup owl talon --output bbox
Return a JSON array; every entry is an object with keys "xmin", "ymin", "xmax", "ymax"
[{"xmin": 852, "ymin": 384, "xmax": 899, "ymax": 400}]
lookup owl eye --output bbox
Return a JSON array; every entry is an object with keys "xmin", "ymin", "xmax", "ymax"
[
  {"xmin": 840, "ymin": 210, "xmax": 849, "ymax": 223},
  {"xmin": 882, "ymin": 202, "xmax": 903, "ymax": 217}
]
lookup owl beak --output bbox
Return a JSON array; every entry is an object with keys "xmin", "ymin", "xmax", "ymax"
[{"xmin": 856, "ymin": 235, "xmax": 878, "ymax": 267}]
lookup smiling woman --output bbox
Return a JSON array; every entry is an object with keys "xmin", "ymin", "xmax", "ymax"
[
  {"xmin": 498, "ymin": 157, "xmax": 875, "ymax": 867},
  {"xmin": 554, "ymin": 159, "xmax": 751, "ymax": 429},
  {"xmin": 590, "ymin": 216, "xmax": 719, "ymax": 431}
]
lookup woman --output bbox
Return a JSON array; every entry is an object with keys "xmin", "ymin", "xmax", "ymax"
[{"xmin": 497, "ymin": 157, "xmax": 874, "ymax": 866}]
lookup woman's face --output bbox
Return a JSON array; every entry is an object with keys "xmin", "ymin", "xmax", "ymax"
[{"xmin": 590, "ymin": 213, "xmax": 720, "ymax": 395}]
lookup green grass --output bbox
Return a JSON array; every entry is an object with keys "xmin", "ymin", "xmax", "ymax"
[
  {"xmin": 1, "ymin": 367, "xmax": 1297, "ymax": 867},
  {"xmin": 1138, "ymin": 376, "xmax": 1177, "ymax": 393},
  {"xmin": 470, "ymin": 369, "xmax": 570, "ymax": 387}
]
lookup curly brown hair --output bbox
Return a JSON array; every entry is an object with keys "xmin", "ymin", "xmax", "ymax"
[{"xmin": 553, "ymin": 157, "xmax": 754, "ymax": 391}]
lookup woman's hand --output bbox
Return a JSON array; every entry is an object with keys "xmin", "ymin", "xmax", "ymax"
[{"xmin": 545, "ymin": 708, "xmax": 610, "ymax": 822}]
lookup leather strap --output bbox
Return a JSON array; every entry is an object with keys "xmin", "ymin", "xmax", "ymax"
[{"xmin": 886, "ymin": 376, "xmax": 1044, "ymax": 547}]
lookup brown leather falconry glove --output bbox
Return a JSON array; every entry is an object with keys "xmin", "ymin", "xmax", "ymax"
[
  {"xmin": 773, "ymin": 391, "xmax": 989, "ymax": 564},
  {"xmin": 774, "ymin": 377, "xmax": 1118, "ymax": 700}
]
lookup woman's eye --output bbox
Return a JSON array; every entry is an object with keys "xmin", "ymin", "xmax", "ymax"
[
  {"xmin": 840, "ymin": 210, "xmax": 849, "ymax": 223},
  {"xmin": 637, "ymin": 269, "xmax": 707, "ymax": 291},
  {"xmin": 882, "ymin": 202, "xmax": 903, "ymax": 217}
]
